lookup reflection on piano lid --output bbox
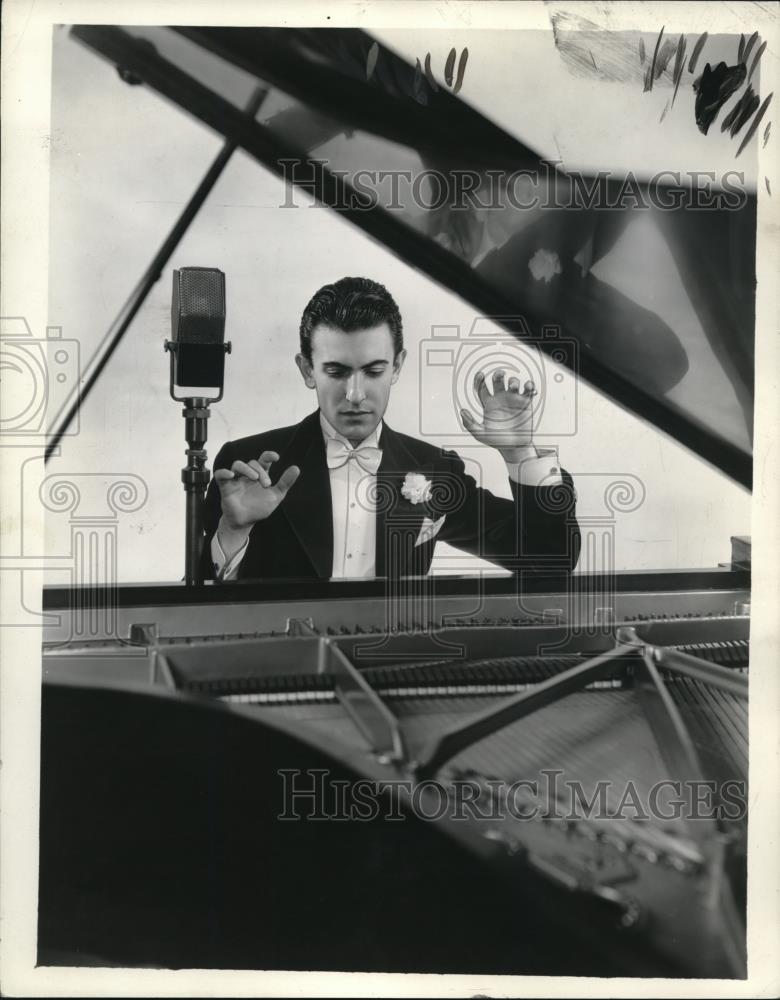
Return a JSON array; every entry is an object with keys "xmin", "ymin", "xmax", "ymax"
[{"xmin": 69, "ymin": 24, "xmax": 756, "ymax": 485}]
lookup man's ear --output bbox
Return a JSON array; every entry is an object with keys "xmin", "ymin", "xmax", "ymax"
[
  {"xmin": 390, "ymin": 348, "xmax": 407, "ymax": 384},
  {"xmin": 295, "ymin": 353, "xmax": 316, "ymax": 389}
]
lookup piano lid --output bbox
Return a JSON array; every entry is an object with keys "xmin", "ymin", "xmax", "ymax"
[{"xmin": 70, "ymin": 25, "xmax": 756, "ymax": 488}]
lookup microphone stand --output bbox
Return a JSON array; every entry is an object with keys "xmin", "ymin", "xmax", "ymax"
[{"xmin": 164, "ymin": 343, "xmax": 231, "ymax": 585}]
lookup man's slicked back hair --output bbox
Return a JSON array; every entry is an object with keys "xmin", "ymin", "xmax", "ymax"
[{"xmin": 299, "ymin": 277, "xmax": 403, "ymax": 362}]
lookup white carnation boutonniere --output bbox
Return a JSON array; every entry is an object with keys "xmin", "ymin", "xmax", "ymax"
[
  {"xmin": 528, "ymin": 248, "xmax": 562, "ymax": 284},
  {"xmin": 401, "ymin": 472, "xmax": 432, "ymax": 505}
]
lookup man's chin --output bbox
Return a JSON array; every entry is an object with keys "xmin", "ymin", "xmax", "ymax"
[{"xmin": 335, "ymin": 412, "xmax": 379, "ymax": 439}]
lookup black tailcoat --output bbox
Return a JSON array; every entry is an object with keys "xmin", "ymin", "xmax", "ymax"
[{"xmin": 202, "ymin": 410, "xmax": 580, "ymax": 580}]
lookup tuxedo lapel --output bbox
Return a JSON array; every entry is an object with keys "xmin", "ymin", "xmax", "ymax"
[
  {"xmin": 278, "ymin": 411, "xmax": 333, "ymax": 578},
  {"xmin": 375, "ymin": 423, "xmax": 430, "ymax": 577}
]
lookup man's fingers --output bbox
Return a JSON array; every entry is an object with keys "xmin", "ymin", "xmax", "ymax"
[
  {"xmin": 507, "ymin": 376, "xmax": 521, "ymax": 393},
  {"xmin": 473, "ymin": 370, "xmax": 489, "ymax": 406},
  {"xmin": 523, "ymin": 379, "xmax": 536, "ymax": 397},
  {"xmin": 230, "ymin": 460, "xmax": 260, "ymax": 481},
  {"xmin": 274, "ymin": 465, "xmax": 301, "ymax": 496},
  {"xmin": 492, "ymin": 369, "xmax": 506, "ymax": 392},
  {"xmin": 247, "ymin": 459, "xmax": 272, "ymax": 487},
  {"xmin": 461, "ymin": 408, "xmax": 484, "ymax": 433},
  {"xmin": 219, "ymin": 456, "xmax": 296, "ymax": 494}
]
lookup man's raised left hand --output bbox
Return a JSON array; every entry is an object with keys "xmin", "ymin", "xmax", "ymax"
[{"xmin": 461, "ymin": 369, "xmax": 536, "ymax": 459}]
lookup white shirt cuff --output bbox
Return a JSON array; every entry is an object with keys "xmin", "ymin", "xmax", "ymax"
[
  {"xmin": 506, "ymin": 447, "xmax": 563, "ymax": 488},
  {"xmin": 211, "ymin": 531, "xmax": 249, "ymax": 582}
]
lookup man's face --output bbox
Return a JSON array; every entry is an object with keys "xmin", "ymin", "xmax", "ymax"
[{"xmin": 296, "ymin": 323, "xmax": 406, "ymax": 444}]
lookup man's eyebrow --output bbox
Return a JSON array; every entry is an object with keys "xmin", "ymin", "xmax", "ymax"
[{"xmin": 321, "ymin": 359, "xmax": 390, "ymax": 369}]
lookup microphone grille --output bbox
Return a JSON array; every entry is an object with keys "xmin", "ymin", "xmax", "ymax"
[
  {"xmin": 172, "ymin": 267, "xmax": 226, "ymax": 344},
  {"xmin": 178, "ymin": 268, "xmax": 225, "ymax": 317}
]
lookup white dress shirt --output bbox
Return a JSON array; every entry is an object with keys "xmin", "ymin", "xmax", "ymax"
[
  {"xmin": 324, "ymin": 413, "xmax": 381, "ymax": 578},
  {"xmin": 211, "ymin": 414, "xmax": 562, "ymax": 581}
]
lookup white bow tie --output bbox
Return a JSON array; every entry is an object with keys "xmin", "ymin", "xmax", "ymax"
[{"xmin": 326, "ymin": 437, "xmax": 383, "ymax": 475}]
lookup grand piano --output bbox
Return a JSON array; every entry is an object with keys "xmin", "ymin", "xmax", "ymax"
[{"xmin": 39, "ymin": 26, "xmax": 754, "ymax": 978}]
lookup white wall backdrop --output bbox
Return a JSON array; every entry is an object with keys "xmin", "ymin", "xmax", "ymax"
[{"xmin": 44, "ymin": 27, "xmax": 752, "ymax": 583}]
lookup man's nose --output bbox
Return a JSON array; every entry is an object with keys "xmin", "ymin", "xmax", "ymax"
[{"xmin": 345, "ymin": 373, "xmax": 366, "ymax": 404}]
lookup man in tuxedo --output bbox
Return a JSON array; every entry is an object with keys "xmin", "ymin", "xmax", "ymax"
[{"xmin": 204, "ymin": 276, "xmax": 579, "ymax": 581}]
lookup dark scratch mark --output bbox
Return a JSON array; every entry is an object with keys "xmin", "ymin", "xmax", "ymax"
[
  {"xmin": 763, "ymin": 120, "xmax": 771, "ymax": 146},
  {"xmin": 589, "ymin": 49, "xmax": 597, "ymax": 70},
  {"xmin": 423, "ymin": 52, "xmax": 439, "ymax": 92},
  {"xmin": 445, "ymin": 47, "xmax": 456, "ymax": 88},
  {"xmin": 742, "ymin": 31, "xmax": 760, "ymax": 66},
  {"xmin": 766, "ymin": 176, "xmax": 771, "ymax": 195},
  {"xmin": 721, "ymin": 85, "xmax": 760, "ymax": 136},
  {"xmin": 671, "ymin": 34, "xmax": 687, "ymax": 108},
  {"xmin": 738, "ymin": 33, "xmax": 745, "ymax": 63},
  {"xmin": 693, "ymin": 61, "xmax": 746, "ymax": 134},
  {"xmin": 644, "ymin": 26, "xmax": 665, "ymax": 92},
  {"xmin": 688, "ymin": 32, "xmax": 708, "ymax": 74},
  {"xmin": 551, "ymin": 131, "xmax": 565, "ymax": 169},
  {"xmin": 656, "ymin": 39, "xmax": 677, "ymax": 78},
  {"xmin": 736, "ymin": 91, "xmax": 773, "ymax": 158},
  {"xmin": 747, "ymin": 40, "xmax": 767, "ymax": 84},
  {"xmin": 365, "ymin": 41, "xmax": 378, "ymax": 81},
  {"xmin": 413, "ymin": 58, "xmax": 428, "ymax": 105},
  {"xmin": 660, "ymin": 100, "xmax": 670, "ymax": 123},
  {"xmin": 639, "ymin": 37, "xmax": 646, "ymax": 65},
  {"xmin": 453, "ymin": 48, "xmax": 469, "ymax": 95}
]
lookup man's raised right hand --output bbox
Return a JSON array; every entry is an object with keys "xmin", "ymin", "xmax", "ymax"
[{"xmin": 214, "ymin": 450, "xmax": 301, "ymax": 529}]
